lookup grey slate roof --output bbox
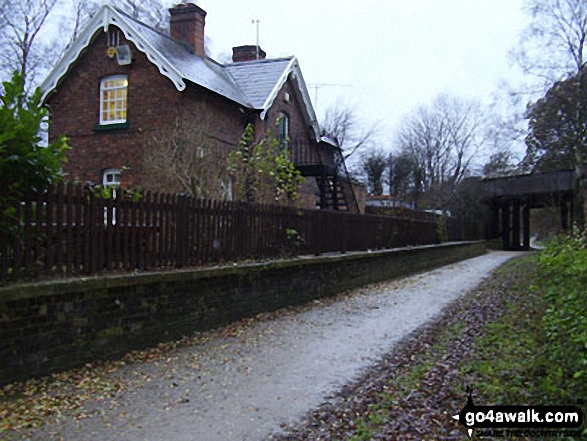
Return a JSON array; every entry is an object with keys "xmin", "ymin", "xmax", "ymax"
[
  {"xmin": 224, "ymin": 58, "xmax": 294, "ymax": 109},
  {"xmin": 41, "ymin": 4, "xmax": 317, "ymax": 135},
  {"xmin": 117, "ymin": 11, "xmax": 244, "ymax": 106},
  {"xmin": 118, "ymin": 8, "xmax": 291, "ymax": 110}
]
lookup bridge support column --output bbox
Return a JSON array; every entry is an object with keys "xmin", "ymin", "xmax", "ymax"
[
  {"xmin": 561, "ymin": 201, "xmax": 569, "ymax": 232},
  {"xmin": 501, "ymin": 202, "xmax": 511, "ymax": 250},
  {"xmin": 512, "ymin": 199, "xmax": 521, "ymax": 250},
  {"xmin": 487, "ymin": 203, "xmax": 500, "ymax": 242},
  {"xmin": 523, "ymin": 204, "xmax": 530, "ymax": 249}
]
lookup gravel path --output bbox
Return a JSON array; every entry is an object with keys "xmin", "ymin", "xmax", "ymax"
[{"xmin": 11, "ymin": 251, "xmax": 521, "ymax": 441}]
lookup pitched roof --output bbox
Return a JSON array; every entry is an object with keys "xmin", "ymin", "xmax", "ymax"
[
  {"xmin": 225, "ymin": 57, "xmax": 319, "ymax": 134},
  {"xmin": 122, "ymin": 11, "xmax": 250, "ymax": 106},
  {"xmin": 225, "ymin": 57, "xmax": 294, "ymax": 110},
  {"xmin": 40, "ymin": 5, "xmax": 320, "ymax": 139}
]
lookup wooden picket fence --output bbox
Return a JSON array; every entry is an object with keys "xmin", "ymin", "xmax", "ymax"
[{"xmin": 0, "ymin": 183, "xmax": 463, "ymax": 283}]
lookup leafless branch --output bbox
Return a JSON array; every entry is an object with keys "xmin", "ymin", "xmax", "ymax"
[{"xmin": 320, "ymin": 99, "xmax": 380, "ymax": 159}]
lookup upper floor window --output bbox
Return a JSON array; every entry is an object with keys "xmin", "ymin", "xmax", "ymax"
[
  {"xmin": 100, "ymin": 75, "xmax": 128, "ymax": 125},
  {"xmin": 277, "ymin": 112, "xmax": 289, "ymax": 150}
]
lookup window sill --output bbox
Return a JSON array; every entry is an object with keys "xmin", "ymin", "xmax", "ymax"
[{"xmin": 93, "ymin": 122, "xmax": 129, "ymax": 132}]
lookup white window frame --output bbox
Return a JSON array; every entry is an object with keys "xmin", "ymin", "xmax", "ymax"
[
  {"xmin": 100, "ymin": 75, "xmax": 128, "ymax": 125},
  {"xmin": 102, "ymin": 168, "xmax": 121, "ymax": 225},
  {"xmin": 102, "ymin": 168, "xmax": 121, "ymax": 188}
]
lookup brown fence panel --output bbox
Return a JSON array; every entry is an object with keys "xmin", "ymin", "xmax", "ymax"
[
  {"xmin": 154, "ymin": 192, "xmax": 163, "ymax": 266},
  {"xmin": 0, "ymin": 198, "xmax": 8, "ymax": 280},
  {"xmin": 89, "ymin": 191, "xmax": 100, "ymax": 274},
  {"xmin": 43, "ymin": 188, "xmax": 54, "ymax": 276},
  {"xmin": 64, "ymin": 183, "xmax": 73, "ymax": 276},
  {"xmin": 0, "ymin": 183, "xmax": 474, "ymax": 284},
  {"xmin": 21, "ymin": 193, "xmax": 32, "ymax": 277},
  {"xmin": 10, "ymin": 199, "xmax": 22, "ymax": 279}
]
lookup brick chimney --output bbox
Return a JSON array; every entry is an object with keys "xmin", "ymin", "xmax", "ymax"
[
  {"xmin": 232, "ymin": 45, "xmax": 266, "ymax": 62},
  {"xmin": 169, "ymin": 3, "xmax": 207, "ymax": 57}
]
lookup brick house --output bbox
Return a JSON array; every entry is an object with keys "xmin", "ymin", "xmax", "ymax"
[{"xmin": 40, "ymin": 3, "xmax": 359, "ymax": 211}]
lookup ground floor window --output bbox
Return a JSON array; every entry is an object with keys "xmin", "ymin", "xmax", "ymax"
[{"xmin": 102, "ymin": 168, "xmax": 121, "ymax": 188}]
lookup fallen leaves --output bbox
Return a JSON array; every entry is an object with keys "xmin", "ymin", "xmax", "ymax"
[
  {"xmin": 0, "ymin": 286, "xmax": 358, "ymax": 435},
  {"xmin": 272, "ymin": 257, "xmax": 530, "ymax": 440},
  {"xmin": 0, "ymin": 265, "xmax": 478, "ymax": 438}
]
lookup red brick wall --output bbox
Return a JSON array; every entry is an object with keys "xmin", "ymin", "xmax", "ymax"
[
  {"xmin": 255, "ymin": 75, "xmax": 320, "ymax": 207},
  {"xmin": 257, "ymin": 75, "xmax": 317, "ymax": 151},
  {"xmin": 0, "ymin": 242, "xmax": 485, "ymax": 385},
  {"xmin": 47, "ymin": 27, "xmax": 319, "ymax": 208},
  {"xmin": 47, "ymin": 26, "xmax": 248, "ymax": 190}
]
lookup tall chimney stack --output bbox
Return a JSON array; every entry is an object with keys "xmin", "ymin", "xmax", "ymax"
[
  {"xmin": 169, "ymin": 3, "xmax": 207, "ymax": 57},
  {"xmin": 232, "ymin": 45, "xmax": 266, "ymax": 63}
]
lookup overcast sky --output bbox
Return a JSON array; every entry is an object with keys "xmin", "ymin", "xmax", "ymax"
[
  {"xmin": 198, "ymin": 0, "xmax": 530, "ymax": 149},
  {"xmin": 41, "ymin": 0, "xmax": 531, "ymax": 159}
]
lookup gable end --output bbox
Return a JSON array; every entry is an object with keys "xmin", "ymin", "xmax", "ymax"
[
  {"xmin": 260, "ymin": 58, "xmax": 320, "ymax": 142},
  {"xmin": 41, "ymin": 5, "xmax": 186, "ymax": 103}
]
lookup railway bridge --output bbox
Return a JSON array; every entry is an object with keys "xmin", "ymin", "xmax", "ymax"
[{"xmin": 481, "ymin": 167, "xmax": 587, "ymax": 250}]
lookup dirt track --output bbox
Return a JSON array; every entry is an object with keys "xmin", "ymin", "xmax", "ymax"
[{"xmin": 6, "ymin": 251, "xmax": 522, "ymax": 441}]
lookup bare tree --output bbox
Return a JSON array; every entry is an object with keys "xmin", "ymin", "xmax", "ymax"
[
  {"xmin": 0, "ymin": 0, "xmax": 59, "ymax": 88},
  {"xmin": 143, "ymin": 108, "xmax": 230, "ymax": 200},
  {"xmin": 513, "ymin": 0, "xmax": 587, "ymax": 86},
  {"xmin": 320, "ymin": 99, "xmax": 379, "ymax": 159},
  {"xmin": 67, "ymin": 0, "xmax": 101, "ymax": 45},
  {"xmin": 514, "ymin": 0, "xmax": 587, "ymax": 228},
  {"xmin": 0, "ymin": 0, "xmax": 193, "ymax": 89},
  {"xmin": 482, "ymin": 88, "xmax": 527, "ymax": 173},
  {"xmin": 63, "ymin": 0, "xmax": 175, "ymax": 42},
  {"xmin": 119, "ymin": 0, "xmax": 173, "ymax": 33},
  {"xmin": 395, "ymin": 95, "xmax": 483, "ymax": 210}
]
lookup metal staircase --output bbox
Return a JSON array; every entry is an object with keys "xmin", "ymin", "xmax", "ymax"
[
  {"xmin": 316, "ymin": 175, "xmax": 349, "ymax": 211},
  {"xmin": 293, "ymin": 138, "xmax": 359, "ymax": 213}
]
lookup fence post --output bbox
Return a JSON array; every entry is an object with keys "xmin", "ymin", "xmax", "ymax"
[
  {"xmin": 0, "ymin": 195, "xmax": 7, "ymax": 281},
  {"xmin": 53, "ymin": 182, "xmax": 63, "ymax": 275},
  {"xmin": 89, "ymin": 188, "xmax": 101, "ymax": 274},
  {"xmin": 43, "ymin": 186, "xmax": 56, "ymax": 276},
  {"xmin": 72, "ymin": 184, "xmax": 82, "ymax": 274},
  {"xmin": 179, "ymin": 194, "xmax": 190, "ymax": 268},
  {"xmin": 83, "ymin": 188, "xmax": 93, "ymax": 274},
  {"xmin": 22, "ymin": 189, "xmax": 33, "ymax": 277},
  {"xmin": 10, "ymin": 194, "xmax": 23, "ymax": 279},
  {"xmin": 137, "ymin": 190, "xmax": 147, "ymax": 270},
  {"xmin": 64, "ymin": 182, "xmax": 74, "ymax": 276},
  {"xmin": 126, "ymin": 192, "xmax": 139, "ymax": 270},
  {"xmin": 142, "ymin": 191, "xmax": 152, "ymax": 270},
  {"xmin": 154, "ymin": 192, "xmax": 163, "ymax": 266}
]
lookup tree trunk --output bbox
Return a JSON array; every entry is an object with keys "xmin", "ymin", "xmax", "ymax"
[
  {"xmin": 573, "ymin": 82, "xmax": 585, "ymax": 231},
  {"xmin": 573, "ymin": 150, "xmax": 584, "ymax": 231}
]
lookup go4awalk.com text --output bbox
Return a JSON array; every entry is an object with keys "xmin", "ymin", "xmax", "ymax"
[{"xmin": 451, "ymin": 388, "xmax": 584, "ymax": 438}]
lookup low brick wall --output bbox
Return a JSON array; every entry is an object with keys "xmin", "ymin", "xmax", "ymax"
[{"xmin": 0, "ymin": 241, "xmax": 485, "ymax": 385}]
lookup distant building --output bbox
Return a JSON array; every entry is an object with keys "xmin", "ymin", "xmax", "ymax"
[{"xmin": 365, "ymin": 195, "xmax": 415, "ymax": 210}]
